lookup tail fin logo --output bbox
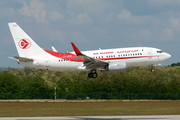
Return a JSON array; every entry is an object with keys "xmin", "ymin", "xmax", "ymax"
[{"xmin": 18, "ymin": 39, "xmax": 31, "ymax": 49}]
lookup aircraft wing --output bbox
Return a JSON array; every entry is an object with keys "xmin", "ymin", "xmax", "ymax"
[
  {"xmin": 71, "ymin": 42, "xmax": 108, "ymax": 70},
  {"xmin": 13, "ymin": 56, "xmax": 34, "ymax": 61}
]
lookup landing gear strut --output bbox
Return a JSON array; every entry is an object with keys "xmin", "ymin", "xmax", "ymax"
[
  {"xmin": 88, "ymin": 70, "xmax": 98, "ymax": 78},
  {"xmin": 151, "ymin": 65, "xmax": 155, "ymax": 72}
]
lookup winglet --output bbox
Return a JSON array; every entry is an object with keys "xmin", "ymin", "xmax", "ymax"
[
  {"xmin": 71, "ymin": 42, "xmax": 83, "ymax": 56},
  {"xmin": 51, "ymin": 46, "xmax": 58, "ymax": 52}
]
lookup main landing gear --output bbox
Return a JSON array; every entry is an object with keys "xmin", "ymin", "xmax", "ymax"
[{"xmin": 88, "ymin": 70, "xmax": 98, "ymax": 78}]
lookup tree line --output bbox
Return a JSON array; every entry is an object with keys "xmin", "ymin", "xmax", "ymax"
[{"xmin": 0, "ymin": 64, "xmax": 180, "ymax": 94}]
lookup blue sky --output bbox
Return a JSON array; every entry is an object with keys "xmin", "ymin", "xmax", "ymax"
[{"xmin": 1, "ymin": 0, "xmax": 179, "ymax": 68}]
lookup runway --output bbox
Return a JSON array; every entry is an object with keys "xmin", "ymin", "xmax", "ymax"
[{"xmin": 0, "ymin": 115, "xmax": 180, "ymax": 120}]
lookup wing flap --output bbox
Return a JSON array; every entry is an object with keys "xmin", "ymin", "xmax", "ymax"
[{"xmin": 85, "ymin": 63, "xmax": 96, "ymax": 70}]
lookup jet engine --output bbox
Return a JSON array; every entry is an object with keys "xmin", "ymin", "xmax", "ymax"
[{"xmin": 102, "ymin": 61, "xmax": 127, "ymax": 72}]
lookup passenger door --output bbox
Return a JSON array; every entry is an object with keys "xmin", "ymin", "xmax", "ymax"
[
  {"xmin": 148, "ymin": 49, "xmax": 152, "ymax": 59},
  {"xmin": 45, "ymin": 59, "xmax": 50, "ymax": 67}
]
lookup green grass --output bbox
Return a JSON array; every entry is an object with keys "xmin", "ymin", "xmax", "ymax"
[{"xmin": 0, "ymin": 101, "xmax": 180, "ymax": 117}]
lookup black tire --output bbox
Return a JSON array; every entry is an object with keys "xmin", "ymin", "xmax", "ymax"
[
  {"xmin": 151, "ymin": 68, "xmax": 155, "ymax": 72},
  {"xmin": 92, "ymin": 73, "xmax": 98, "ymax": 78},
  {"xmin": 88, "ymin": 73, "xmax": 93, "ymax": 78}
]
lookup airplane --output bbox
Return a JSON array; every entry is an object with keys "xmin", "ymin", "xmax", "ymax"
[{"xmin": 8, "ymin": 22, "xmax": 171, "ymax": 78}]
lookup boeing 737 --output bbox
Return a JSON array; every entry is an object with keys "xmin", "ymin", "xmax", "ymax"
[{"xmin": 8, "ymin": 22, "xmax": 171, "ymax": 78}]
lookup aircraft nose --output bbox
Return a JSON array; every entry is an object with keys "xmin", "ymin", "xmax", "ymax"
[
  {"xmin": 159, "ymin": 52, "xmax": 171, "ymax": 62},
  {"xmin": 166, "ymin": 53, "xmax": 171, "ymax": 60},
  {"xmin": 163, "ymin": 53, "xmax": 171, "ymax": 61}
]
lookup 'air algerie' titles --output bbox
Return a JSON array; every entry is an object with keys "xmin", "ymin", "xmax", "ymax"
[
  {"xmin": 93, "ymin": 50, "xmax": 139, "ymax": 55},
  {"xmin": 93, "ymin": 51, "xmax": 113, "ymax": 55}
]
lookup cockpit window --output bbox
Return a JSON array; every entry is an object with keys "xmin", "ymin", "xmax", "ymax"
[{"xmin": 157, "ymin": 51, "xmax": 162, "ymax": 53}]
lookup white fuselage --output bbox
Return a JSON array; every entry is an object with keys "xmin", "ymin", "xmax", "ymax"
[{"xmin": 19, "ymin": 47, "xmax": 171, "ymax": 71}]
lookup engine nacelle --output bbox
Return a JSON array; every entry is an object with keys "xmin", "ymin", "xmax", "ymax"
[{"xmin": 102, "ymin": 61, "xmax": 127, "ymax": 72}]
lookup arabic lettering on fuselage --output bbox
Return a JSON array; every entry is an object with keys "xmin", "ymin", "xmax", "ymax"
[
  {"xmin": 117, "ymin": 49, "xmax": 138, "ymax": 54},
  {"xmin": 93, "ymin": 49, "xmax": 139, "ymax": 55}
]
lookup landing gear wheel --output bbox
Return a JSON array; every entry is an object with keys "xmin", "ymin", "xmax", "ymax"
[
  {"xmin": 92, "ymin": 73, "xmax": 98, "ymax": 78},
  {"xmin": 151, "ymin": 68, "xmax": 155, "ymax": 72},
  {"xmin": 88, "ymin": 73, "xmax": 93, "ymax": 78},
  {"xmin": 151, "ymin": 65, "xmax": 155, "ymax": 72},
  {"xmin": 88, "ymin": 70, "xmax": 98, "ymax": 78}
]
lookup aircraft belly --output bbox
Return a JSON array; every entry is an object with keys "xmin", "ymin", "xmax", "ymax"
[
  {"xmin": 49, "ymin": 61, "xmax": 83, "ymax": 71},
  {"xmin": 20, "ymin": 59, "xmax": 83, "ymax": 72},
  {"xmin": 20, "ymin": 61, "xmax": 34, "ymax": 67},
  {"xmin": 133, "ymin": 58, "xmax": 146, "ymax": 66},
  {"xmin": 145, "ymin": 57, "xmax": 159, "ymax": 66}
]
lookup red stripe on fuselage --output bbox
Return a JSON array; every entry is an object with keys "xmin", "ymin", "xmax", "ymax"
[
  {"xmin": 44, "ymin": 50, "xmax": 84, "ymax": 62},
  {"xmin": 44, "ymin": 49, "xmax": 157, "ymax": 62}
]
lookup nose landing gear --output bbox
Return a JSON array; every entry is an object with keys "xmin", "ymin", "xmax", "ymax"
[
  {"xmin": 151, "ymin": 65, "xmax": 155, "ymax": 72},
  {"xmin": 88, "ymin": 70, "xmax": 98, "ymax": 78}
]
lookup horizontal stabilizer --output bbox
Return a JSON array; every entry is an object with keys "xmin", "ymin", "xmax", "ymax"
[
  {"xmin": 8, "ymin": 57, "xmax": 17, "ymax": 61},
  {"xmin": 13, "ymin": 56, "xmax": 34, "ymax": 61}
]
